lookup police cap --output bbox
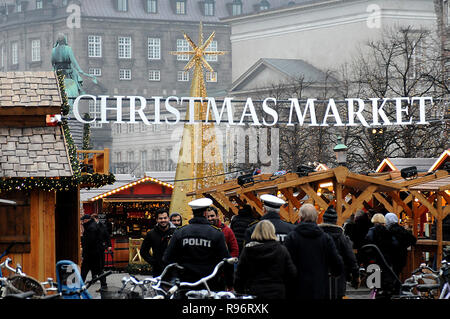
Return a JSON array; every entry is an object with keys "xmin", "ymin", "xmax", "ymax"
[
  {"xmin": 188, "ymin": 197, "xmax": 213, "ymax": 210},
  {"xmin": 260, "ymin": 194, "xmax": 285, "ymax": 208}
]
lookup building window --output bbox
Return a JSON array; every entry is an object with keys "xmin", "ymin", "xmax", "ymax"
[
  {"xmin": 149, "ymin": 70, "xmax": 161, "ymax": 81},
  {"xmin": 16, "ymin": 2, "xmax": 22, "ymax": 12},
  {"xmin": 116, "ymin": 152, "xmax": 122, "ymax": 163},
  {"xmin": 11, "ymin": 42, "xmax": 18, "ymax": 65},
  {"xmin": 148, "ymin": 38, "xmax": 161, "ymax": 60},
  {"xmin": 119, "ymin": 69, "xmax": 132, "ymax": 80},
  {"xmin": 204, "ymin": 0, "xmax": 215, "ymax": 16},
  {"xmin": 206, "ymin": 71, "xmax": 217, "ymax": 82},
  {"xmin": 89, "ymin": 68, "xmax": 102, "ymax": 77},
  {"xmin": 232, "ymin": 0, "xmax": 242, "ymax": 16},
  {"xmin": 88, "ymin": 35, "xmax": 102, "ymax": 58},
  {"xmin": 147, "ymin": 0, "xmax": 157, "ymax": 13},
  {"xmin": 1, "ymin": 46, "xmax": 4, "ymax": 69},
  {"xmin": 260, "ymin": 0, "xmax": 270, "ymax": 10},
  {"xmin": 62, "ymin": 0, "xmax": 69, "ymax": 6},
  {"xmin": 117, "ymin": 0, "xmax": 128, "ymax": 11},
  {"xmin": 176, "ymin": 39, "xmax": 189, "ymax": 61},
  {"xmin": 447, "ymin": 1, "xmax": 450, "ymax": 26},
  {"xmin": 36, "ymin": 0, "xmax": 43, "ymax": 9},
  {"xmin": 89, "ymin": 100, "xmax": 102, "ymax": 128},
  {"xmin": 31, "ymin": 40, "xmax": 40, "ymax": 62},
  {"xmin": 118, "ymin": 37, "xmax": 132, "ymax": 59},
  {"xmin": 141, "ymin": 150, "xmax": 147, "ymax": 171},
  {"xmin": 205, "ymin": 40, "xmax": 217, "ymax": 62},
  {"xmin": 177, "ymin": 71, "xmax": 189, "ymax": 82},
  {"xmin": 175, "ymin": 0, "xmax": 186, "ymax": 14},
  {"xmin": 127, "ymin": 151, "xmax": 134, "ymax": 163}
]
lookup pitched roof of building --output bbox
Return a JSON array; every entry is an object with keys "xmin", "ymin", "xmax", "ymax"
[
  {"xmin": 230, "ymin": 58, "xmax": 335, "ymax": 92},
  {"xmin": 0, "ymin": 71, "xmax": 62, "ymax": 109},
  {"xmin": 0, "ymin": 126, "xmax": 73, "ymax": 178},
  {"xmin": 79, "ymin": 0, "xmax": 311, "ymax": 21}
]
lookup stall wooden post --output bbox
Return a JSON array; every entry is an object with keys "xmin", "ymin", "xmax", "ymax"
[{"xmin": 436, "ymin": 193, "xmax": 443, "ymax": 269}]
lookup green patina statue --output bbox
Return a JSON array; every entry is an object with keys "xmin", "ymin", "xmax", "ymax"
[{"xmin": 51, "ymin": 33, "xmax": 97, "ymax": 107}]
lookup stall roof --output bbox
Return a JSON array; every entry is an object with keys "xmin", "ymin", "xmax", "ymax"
[
  {"xmin": 376, "ymin": 157, "xmax": 438, "ymax": 173},
  {"xmin": 89, "ymin": 176, "xmax": 174, "ymax": 202}
]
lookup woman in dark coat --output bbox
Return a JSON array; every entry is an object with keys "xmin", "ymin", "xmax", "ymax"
[
  {"xmin": 364, "ymin": 213, "xmax": 398, "ymax": 266},
  {"xmin": 234, "ymin": 220, "xmax": 297, "ymax": 299}
]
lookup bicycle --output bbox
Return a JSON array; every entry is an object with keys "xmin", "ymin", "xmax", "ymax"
[
  {"xmin": 0, "ymin": 257, "xmax": 59, "ymax": 299},
  {"xmin": 393, "ymin": 263, "xmax": 441, "ymax": 299},
  {"xmin": 119, "ymin": 257, "xmax": 255, "ymax": 299},
  {"xmin": 160, "ymin": 257, "xmax": 255, "ymax": 299}
]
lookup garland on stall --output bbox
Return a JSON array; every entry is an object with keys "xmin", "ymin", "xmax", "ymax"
[{"xmin": 0, "ymin": 72, "xmax": 115, "ymax": 193}]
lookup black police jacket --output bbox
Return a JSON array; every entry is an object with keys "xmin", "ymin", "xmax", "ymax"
[
  {"xmin": 244, "ymin": 211, "xmax": 296, "ymax": 244},
  {"xmin": 162, "ymin": 216, "xmax": 231, "ymax": 283}
]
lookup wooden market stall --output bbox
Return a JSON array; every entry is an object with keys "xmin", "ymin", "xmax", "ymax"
[
  {"xmin": 188, "ymin": 164, "xmax": 449, "ymax": 279},
  {"xmin": 83, "ymin": 176, "xmax": 174, "ymax": 269},
  {"xmin": 0, "ymin": 72, "xmax": 77, "ymax": 282},
  {"xmin": 0, "ymin": 71, "xmax": 114, "ymax": 282}
]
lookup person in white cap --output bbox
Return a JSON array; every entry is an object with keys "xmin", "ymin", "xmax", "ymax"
[
  {"xmin": 244, "ymin": 194, "xmax": 295, "ymax": 244},
  {"xmin": 163, "ymin": 197, "xmax": 232, "ymax": 291}
]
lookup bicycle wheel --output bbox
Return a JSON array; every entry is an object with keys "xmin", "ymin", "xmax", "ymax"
[{"xmin": 7, "ymin": 275, "xmax": 45, "ymax": 298}]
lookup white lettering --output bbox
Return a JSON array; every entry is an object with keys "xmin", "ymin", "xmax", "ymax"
[
  {"xmin": 165, "ymin": 96, "xmax": 180, "ymax": 125},
  {"xmin": 321, "ymin": 98, "xmax": 343, "ymax": 126},
  {"xmin": 287, "ymin": 98, "xmax": 318, "ymax": 126},
  {"xmin": 262, "ymin": 97, "xmax": 278, "ymax": 126},
  {"xmin": 239, "ymin": 98, "xmax": 261, "ymax": 126},
  {"xmin": 205, "ymin": 97, "xmax": 235, "ymax": 125},
  {"xmin": 394, "ymin": 97, "xmax": 412, "ymax": 125}
]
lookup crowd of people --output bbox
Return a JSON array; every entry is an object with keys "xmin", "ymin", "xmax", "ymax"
[{"xmin": 80, "ymin": 195, "xmax": 419, "ymax": 299}]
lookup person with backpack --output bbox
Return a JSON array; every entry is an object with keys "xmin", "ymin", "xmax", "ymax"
[{"xmin": 319, "ymin": 207, "xmax": 360, "ymax": 299}]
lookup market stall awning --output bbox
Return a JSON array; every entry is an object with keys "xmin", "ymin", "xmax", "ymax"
[{"xmin": 89, "ymin": 176, "xmax": 174, "ymax": 202}]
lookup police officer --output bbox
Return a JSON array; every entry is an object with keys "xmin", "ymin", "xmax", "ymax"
[
  {"xmin": 244, "ymin": 194, "xmax": 295, "ymax": 244},
  {"xmin": 163, "ymin": 198, "xmax": 232, "ymax": 290}
]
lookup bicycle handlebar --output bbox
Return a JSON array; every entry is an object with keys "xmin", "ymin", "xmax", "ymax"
[
  {"xmin": 411, "ymin": 263, "xmax": 440, "ymax": 275},
  {"xmin": 178, "ymin": 257, "xmax": 238, "ymax": 288}
]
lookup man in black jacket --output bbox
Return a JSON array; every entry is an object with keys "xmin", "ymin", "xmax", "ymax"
[
  {"xmin": 230, "ymin": 205, "xmax": 258, "ymax": 255},
  {"xmin": 285, "ymin": 204, "xmax": 344, "ymax": 299},
  {"xmin": 163, "ymin": 198, "xmax": 231, "ymax": 290},
  {"xmin": 80, "ymin": 214, "xmax": 104, "ymax": 285},
  {"xmin": 244, "ymin": 194, "xmax": 295, "ymax": 244},
  {"xmin": 140, "ymin": 208, "xmax": 176, "ymax": 276},
  {"xmin": 319, "ymin": 207, "xmax": 360, "ymax": 299}
]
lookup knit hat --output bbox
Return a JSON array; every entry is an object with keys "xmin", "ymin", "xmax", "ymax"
[
  {"xmin": 385, "ymin": 213, "xmax": 398, "ymax": 227},
  {"xmin": 322, "ymin": 207, "xmax": 338, "ymax": 224}
]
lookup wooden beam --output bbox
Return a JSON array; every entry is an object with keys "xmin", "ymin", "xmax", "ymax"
[
  {"xmin": 208, "ymin": 192, "xmax": 238, "ymax": 215},
  {"xmin": 239, "ymin": 192, "xmax": 264, "ymax": 216},
  {"xmin": 341, "ymin": 185, "xmax": 378, "ymax": 221},
  {"xmin": 373, "ymin": 193, "xmax": 394, "ymax": 213},
  {"xmin": 388, "ymin": 191, "xmax": 413, "ymax": 217},
  {"xmin": 436, "ymin": 193, "xmax": 444, "ymax": 268},
  {"xmin": 400, "ymin": 170, "xmax": 448, "ymax": 188},
  {"xmin": 410, "ymin": 191, "xmax": 438, "ymax": 218},
  {"xmin": 299, "ymin": 184, "xmax": 330, "ymax": 212},
  {"xmin": 280, "ymin": 188, "xmax": 301, "ymax": 209}
]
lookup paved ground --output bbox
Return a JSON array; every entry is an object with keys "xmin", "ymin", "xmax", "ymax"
[{"xmin": 85, "ymin": 271, "xmax": 372, "ymax": 299}]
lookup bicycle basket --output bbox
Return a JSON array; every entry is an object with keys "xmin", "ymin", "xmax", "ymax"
[{"xmin": 7, "ymin": 275, "xmax": 45, "ymax": 298}]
